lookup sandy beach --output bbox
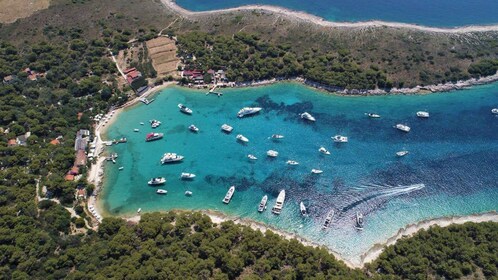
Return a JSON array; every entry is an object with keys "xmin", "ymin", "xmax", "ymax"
[{"xmin": 162, "ymin": 0, "xmax": 498, "ymax": 33}]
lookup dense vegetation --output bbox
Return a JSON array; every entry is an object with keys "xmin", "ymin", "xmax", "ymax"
[
  {"xmin": 369, "ymin": 222, "xmax": 498, "ymax": 279},
  {"xmin": 468, "ymin": 59, "xmax": 498, "ymax": 78},
  {"xmin": 177, "ymin": 32, "xmax": 391, "ymax": 90}
]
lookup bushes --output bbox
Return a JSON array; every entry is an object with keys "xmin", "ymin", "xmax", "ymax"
[{"xmin": 468, "ymin": 59, "xmax": 498, "ymax": 78}]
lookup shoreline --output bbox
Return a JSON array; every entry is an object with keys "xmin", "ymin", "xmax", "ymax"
[
  {"xmin": 162, "ymin": 0, "xmax": 498, "ymax": 33},
  {"xmin": 122, "ymin": 209, "xmax": 498, "ymax": 268}
]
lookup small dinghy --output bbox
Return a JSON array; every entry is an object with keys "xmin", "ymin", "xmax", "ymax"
[
  {"xmin": 300, "ymin": 202, "xmax": 307, "ymax": 216},
  {"xmin": 180, "ymin": 172, "xmax": 196, "ymax": 180},
  {"xmin": 185, "ymin": 191, "xmax": 193, "ymax": 196},
  {"xmin": 248, "ymin": 154, "xmax": 258, "ymax": 160},
  {"xmin": 311, "ymin": 169, "xmax": 323, "ymax": 174},
  {"xmin": 236, "ymin": 134, "xmax": 249, "ymax": 143}
]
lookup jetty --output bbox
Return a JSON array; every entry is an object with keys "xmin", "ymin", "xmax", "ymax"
[{"xmin": 207, "ymin": 84, "xmax": 223, "ymax": 96}]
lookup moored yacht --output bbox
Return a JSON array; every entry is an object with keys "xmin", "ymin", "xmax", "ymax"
[
  {"xmin": 286, "ymin": 160, "xmax": 299, "ymax": 165},
  {"xmin": 271, "ymin": 134, "xmax": 284, "ymax": 139},
  {"xmin": 300, "ymin": 112, "xmax": 316, "ymax": 122},
  {"xmin": 322, "ymin": 209, "xmax": 335, "ymax": 229},
  {"xmin": 134, "ymin": 128, "xmax": 139, "ymax": 132},
  {"xmin": 258, "ymin": 195, "xmax": 268, "ymax": 212},
  {"xmin": 150, "ymin": 119, "xmax": 161, "ymax": 128},
  {"xmin": 491, "ymin": 108, "xmax": 498, "ymax": 114},
  {"xmin": 319, "ymin": 147, "xmax": 331, "ymax": 155},
  {"xmin": 161, "ymin": 153, "xmax": 184, "ymax": 164},
  {"xmin": 311, "ymin": 169, "xmax": 323, "ymax": 174},
  {"xmin": 148, "ymin": 177, "xmax": 166, "ymax": 185},
  {"xmin": 180, "ymin": 172, "xmax": 196, "ymax": 179},
  {"xmin": 396, "ymin": 150, "xmax": 409, "ymax": 157},
  {"xmin": 395, "ymin": 124, "xmax": 411, "ymax": 132},
  {"xmin": 300, "ymin": 202, "xmax": 307, "ymax": 216},
  {"xmin": 222, "ymin": 186, "xmax": 235, "ymax": 204},
  {"xmin": 185, "ymin": 191, "xmax": 193, "ymax": 196},
  {"xmin": 416, "ymin": 111, "xmax": 430, "ymax": 118},
  {"xmin": 189, "ymin": 124, "xmax": 199, "ymax": 132},
  {"xmin": 267, "ymin": 150, "xmax": 278, "ymax": 157},
  {"xmin": 248, "ymin": 154, "xmax": 258, "ymax": 160},
  {"xmin": 145, "ymin": 132, "xmax": 163, "ymax": 142},
  {"xmin": 356, "ymin": 212, "xmax": 364, "ymax": 229},
  {"xmin": 178, "ymin": 103, "xmax": 193, "ymax": 114},
  {"xmin": 221, "ymin": 124, "xmax": 233, "ymax": 133},
  {"xmin": 236, "ymin": 134, "xmax": 249, "ymax": 143},
  {"xmin": 332, "ymin": 135, "xmax": 348, "ymax": 143},
  {"xmin": 271, "ymin": 190, "xmax": 286, "ymax": 215},
  {"xmin": 156, "ymin": 189, "xmax": 168, "ymax": 194},
  {"xmin": 365, "ymin": 112, "xmax": 381, "ymax": 118},
  {"xmin": 237, "ymin": 107, "xmax": 262, "ymax": 118}
]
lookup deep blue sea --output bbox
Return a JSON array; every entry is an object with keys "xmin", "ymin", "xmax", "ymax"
[
  {"xmin": 175, "ymin": 0, "xmax": 498, "ymax": 27},
  {"xmin": 101, "ymin": 83, "xmax": 498, "ymax": 264}
]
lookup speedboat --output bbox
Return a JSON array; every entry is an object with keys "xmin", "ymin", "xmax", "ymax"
[
  {"xmin": 236, "ymin": 134, "xmax": 249, "ymax": 143},
  {"xmin": 148, "ymin": 177, "xmax": 166, "ymax": 185},
  {"xmin": 140, "ymin": 122, "xmax": 144, "ymax": 125},
  {"xmin": 118, "ymin": 166, "xmax": 124, "ymax": 171},
  {"xmin": 416, "ymin": 111, "xmax": 430, "ymax": 118},
  {"xmin": 178, "ymin": 103, "xmax": 193, "ymax": 114},
  {"xmin": 180, "ymin": 172, "xmax": 196, "ymax": 179},
  {"xmin": 189, "ymin": 124, "xmax": 199, "ymax": 132},
  {"xmin": 319, "ymin": 147, "xmax": 330, "ymax": 155},
  {"xmin": 365, "ymin": 113, "xmax": 381, "ymax": 118},
  {"xmin": 161, "ymin": 153, "xmax": 184, "ymax": 164},
  {"xmin": 222, "ymin": 186, "xmax": 235, "ymax": 204},
  {"xmin": 322, "ymin": 210, "xmax": 335, "ymax": 229},
  {"xmin": 267, "ymin": 150, "xmax": 278, "ymax": 157},
  {"xmin": 356, "ymin": 212, "xmax": 364, "ymax": 229},
  {"xmin": 395, "ymin": 124, "xmax": 411, "ymax": 132},
  {"xmin": 311, "ymin": 169, "xmax": 323, "ymax": 174},
  {"xmin": 271, "ymin": 134, "xmax": 284, "ymax": 139},
  {"xmin": 185, "ymin": 191, "xmax": 193, "ymax": 196},
  {"xmin": 300, "ymin": 202, "xmax": 307, "ymax": 216},
  {"xmin": 156, "ymin": 189, "xmax": 168, "ymax": 195},
  {"xmin": 300, "ymin": 112, "xmax": 316, "ymax": 122},
  {"xmin": 221, "ymin": 124, "xmax": 233, "ymax": 133},
  {"xmin": 150, "ymin": 119, "xmax": 161, "ymax": 128},
  {"xmin": 286, "ymin": 160, "xmax": 299, "ymax": 165},
  {"xmin": 137, "ymin": 208, "xmax": 141, "ymax": 213},
  {"xmin": 133, "ymin": 128, "xmax": 139, "ymax": 132},
  {"xmin": 491, "ymin": 108, "xmax": 498, "ymax": 114},
  {"xmin": 271, "ymin": 190, "xmax": 286, "ymax": 215},
  {"xmin": 332, "ymin": 135, "xmax": 348, "ymax": 143},
  {"xmin": 248, "ymin": 154, "xmax": 258, "ymax": 160},
  {"xmin": 145, "ymin": 132, "xmax": 163, "ymax": 142},
  {"xmin": 396, "ymin": 150, "xmax": 409, "ymax": 157},
  {"xmin": 258, "ymin": 195, "xmax": 268, "ymax": 212},
  {"xmin": 237, "ymin": 107, "xmax": 262, "ymax": 118}
]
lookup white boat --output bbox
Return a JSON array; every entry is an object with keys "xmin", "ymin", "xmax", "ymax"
[
  {"xmin": 236, "ymin": 134, "xmax": 249, "ymax": 143},
  {"xmin": 140, "ymin": 122, "xmax": 144, "ymax": 125},
  {"xmin": 267, "ymin": 150, "xmax": 278, "ymax": 157},
  {"xmin": 396, "ymin": 150, "xmax": 409, "ymax": 157},
  {"xmin": 221, "ymin": 124, "xmax": 233, "ymax": 133},
  {"xmin": 300, "ymin": 112, "xmax": 316, "ymax": 122},
  {"xmin": 237, "ymin": 107, "xmax": 262, "ymax": 118},
  {"xmin": 148, "ymin": 177, "xmax": 166, "ymax": 185},
  {"xmin": 149, "ymin": 119, "xmax": 161, "ymax": 128},
  {"xmin": 271, "ymin": 190, "xmax": 286, "ymax": 215},
  {"xmin": 271, "ymin": 134, "xmax": 284, "ymax": 139},
  {"xmin": 156, "ymin": 189, "xmax": 168, "ymax": 194},
  {"xmin": 178, "ymin": 103, "xmax": 193, "ymax": 114},
  {"xmin": 137, "ymin": 208, "xmax": 141, "ymax": 213},
  {"xmin": 286, "ymin": 160, "xmax": 299, "ymax": 165},
  {"xmin": 300, "ymin": 202, "xmax": 307, "ymax": 216},
  {"xmin": 118, "ymin": 166, "xmax": 124, "ymax": 170},
  {"xmin": 133, "ymin": 128, "xmax": 139, "ymax": 132},
  {"xmin": 258, "ymin": 195, "xmax": 268, "ymax": 212},
  {"xmin": 395, "ymin": 124, "xmax": 411, "ymax": 132},
  {"xmin": 248, "ymin": 154, "xmax": 258, "ymax": 160},
  {"xmin": 222, "ymin": 186, "xmax": 235, "ymax": 204},
  {"xmin": 180, "ymin": 172, "xmax": 196, "ymax": 179},
  {"xmin": 161, "ymin": 153, "xmax": 184, "ymax": 164},
  {"xmin": 365, "ymin": 113, "xmax": 381, "ymax": 118},
  {"xmin": 322, "ymin": 210, "xmax": 335, "ymax": 229},
  {"xmin": 332, "ymin": 135, "xmax": 348, "ymax": 143},
  {"xmin": 356, "ymin": 212, "xmax": 364, "ymax": 229},
  {"xmin": 416, "ymin": 111, "xmax": 430, "ymax": 118},
  {"xmin": 491, "ymin": 108, "xmax": 498, "ymax": 114},
  {"xmin": 185, "ymin": 191, "xmax": 193, "ymax": 196},
  {"xmin": 311, "ymin": 169, "xmax": 323, "ymax": 174},
  {"xmin": 145, "ymin": 132, "xmax": 163, "ymax": 142},
  {"xmin": 189, "ymin": 124, "xmax": 199, "ymax": 132},
  {"xmin": 319, "ymin": 147, "xmax": 330, "ymax": 155}
]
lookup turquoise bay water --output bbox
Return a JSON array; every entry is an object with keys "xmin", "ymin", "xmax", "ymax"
[
  {"xmin": 102, "ymin": 83, "xmax": 498, "ymax": 263},
  {"xmin": 176, "ymin": 0, "xmax": 498, "ymax": 27}
]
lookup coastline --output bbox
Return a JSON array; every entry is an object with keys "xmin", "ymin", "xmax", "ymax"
[
  {"xmin": 122, "ymin": 208, "xmax": 498, "ymax": 268},
  {"xmin": 162, "ymin": 0, "xmax": 498, "ymax": 33}
]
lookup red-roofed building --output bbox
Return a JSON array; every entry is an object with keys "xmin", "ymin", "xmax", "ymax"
[
  {"xmin": 68, "ymin": 166, "xmax": 80, "ymax": 175},
  {"xmin": 76, "ymin": 188, "xmax": 87, "ymax": 200},
  {"xmin": 64, "ymin": 174, "xmax": 75, "ymax": 181},
  {"xmin": 7, "ymin": 139, "xmax": 17, "ymax": 147},
  {"xmin": 50, "ymin": 139, "xmax": 60, "ymax": 145},
  {"xmin": 127, "ymin": 70, "xmax": 141, "ymax": 79},
  {"xmin": 75, "ymin": 150, "xmax": 87, "ymax": 166},
  {"xmin": 77, "ymin": 112, "xmax": 83, "ymax": 121},
  {"xmin": 123, "ymin": 67, "xmax": 137, "ymax": 74}
]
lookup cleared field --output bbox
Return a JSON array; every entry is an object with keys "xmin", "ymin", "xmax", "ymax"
[
  {"xmin": 146, "ymin": 36, "xmax": 180, "ymax": 78},
  {"xmin": 0, "ymin": 0, "xmax": 50, "ymax": 23}
]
